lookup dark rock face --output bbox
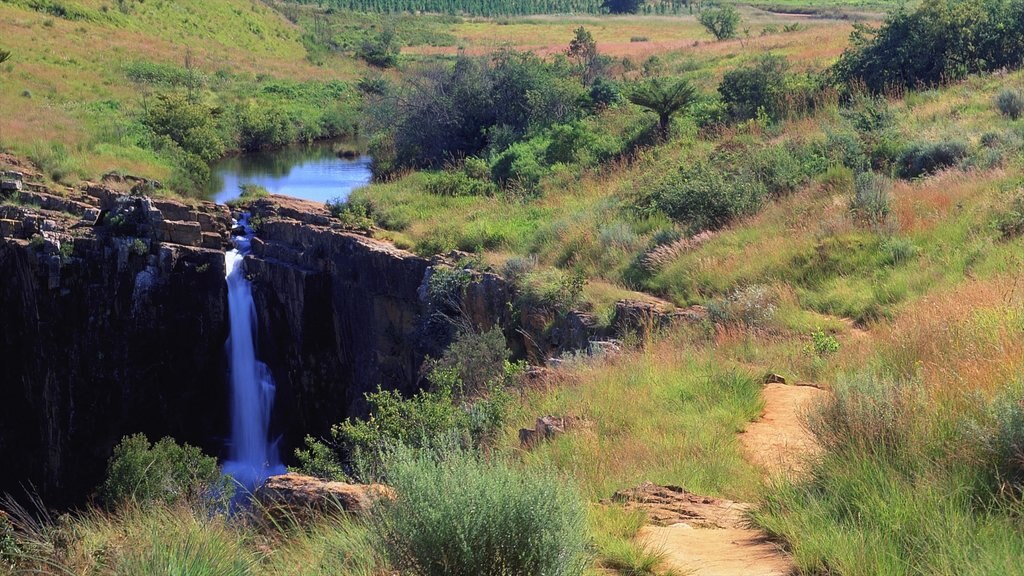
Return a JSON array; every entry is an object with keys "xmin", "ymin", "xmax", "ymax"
[
  {"xmin": 0, "ymin": 186, "xmax": 232, "ymax": 508},
  {"xmin": 244, "ymin": 200, "xmax": 435, "ymax": 450}
]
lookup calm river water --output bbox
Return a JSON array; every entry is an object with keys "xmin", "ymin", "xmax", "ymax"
[{"xmin": 207, "ymin": 141, "xmax": 372, "ymax": 205}]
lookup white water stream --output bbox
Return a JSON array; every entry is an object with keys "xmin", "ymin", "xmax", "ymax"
[{"xmin": 222, "ymin": 215, "xmax": 285, "ymax": 492}]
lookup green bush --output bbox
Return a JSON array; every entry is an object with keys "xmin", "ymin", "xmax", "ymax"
[
  {"xmin": 831, "ymin": 0, "xmax": 1024, "ymax": 93},
  {"xmin": 294, "ymin": 435, "xmax": 349, "ymax": 481},
  {"xmin": 235, "ymin": 102, "xmax": 295, "ymax": 152},
  {"xmin": 805, "ymin": 328, "xmax": 840, "ymax": 357},
  {"xmin": 996, "ymin": 88, "xmax": 1024, "ymax": 120},
  {"xmin": 431, "ymin": 326, "xmax": 512, "ymax": 397},
  {"xmin": 898, "ymin": 140, "xmax": 969, "ymax": 178},
  {"xmin": 718, "ymin": 54, "xmax": 789, "ymax": 122},
  {"xmin": 369, "ymin": 448, "xmax": 588, "ymax": 576},
  {"xmin": 640, "ymin": 160, "xmax": 766, "ymax": 232},
  {"xmin": 994, "ymin": 192, "xmax": 1024, "ymax": 240},
  {"xmin": 699, "ymin": 5, "xmax": 740, "ymax": 40},
  {"xmin": 101, "ymin": 434, "xmax": 230, "ymax": 509},
  {"xmin": 490, "ymin": 139, "xmax": 547, "ymax": 191},
  {"xmin": 424, "ymin": 169, "xmax": 497, "ymax": 197},
  {"xmin": 357, "ymin": 28, "xmax": 401, "ymax": 68},
  {"xmin": 751, "ymin": 143, "xmax": 820, "ymax": 197},
  {"xmin": 143, "ymin": 94, "xmax": 225, "ymax": 162},
  {"xmin": 326, "ymin": 197, "xmax": 375, "ymax": 230}
]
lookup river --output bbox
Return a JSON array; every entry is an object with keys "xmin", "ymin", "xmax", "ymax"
[{"xmin": 206, "ymin": 140, "xmax": 372, "ymax": 205}]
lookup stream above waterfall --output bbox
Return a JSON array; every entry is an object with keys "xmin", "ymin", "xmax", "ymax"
[{"xmin": 206, "ymin": 140, "xmax": 372, "ymax": 205}]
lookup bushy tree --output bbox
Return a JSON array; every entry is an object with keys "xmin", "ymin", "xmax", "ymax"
[
  {"xmin": 143, "ymin": 93, "xmax": 225, "ymax": 162},
  {"xmin": 627, "ymin": 77, "xmax": 699, "ymax": 136},
  {"xmin": 367, "ymin": 50, "xmax": 585, "ymax": 176},
  {"xmin": 831, "ymin": 0, "xmax": 1024, "ymax": 93},
  {"xmin": 718, "ymin": 54, "xmax": 789, "ymax": 121},
  {"xmin": 699, "ymin": 5, "xmax": 740, "ymax": 40}
]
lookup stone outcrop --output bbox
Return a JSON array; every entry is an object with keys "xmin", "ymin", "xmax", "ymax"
[
  {"xmin": 254, "ymin": 473, "xmax": 394, "ymax": 520},
  {"xmin": 0, "ymin": 183, "xmax": 232, "ymax": 507}
]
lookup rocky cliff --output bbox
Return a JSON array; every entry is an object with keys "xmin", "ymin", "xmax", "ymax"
[
  {"xmin": 0, "ymin": 182, "xmax": 233, "ymax": 507},
  {"xmin": 0, "ymin": 175, "xmax": 634, "ymax": 507},
  {"xmin": 0, "ymin": 182, "xmax": 499, "ymax": 506}
]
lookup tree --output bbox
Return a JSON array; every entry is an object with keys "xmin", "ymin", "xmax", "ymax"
[
  {"xmin": 567, "ymin": 27, "xmax": 600, "ymax": 84},
  {"xmin": 699, "ymin": 5, "xmax": 740, "ymax": 40},
  {"xmin": 602, "ymin": 0, "xmax": 643, "ymax": 14},
  {"xmin": 628, "ymin": 77, "xmax": 699, "ymax": 137},
  {"xmin": 358, "ymin": 28, "xmax": 401, "ymax": 68}
]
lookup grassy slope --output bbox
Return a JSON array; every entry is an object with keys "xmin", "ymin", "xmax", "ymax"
[{"xmin": 0, "ymin": 0, "xmax": 365, "ymax": 185}]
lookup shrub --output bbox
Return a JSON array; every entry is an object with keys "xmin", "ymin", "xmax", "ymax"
[
  {"xmin": 751, "ymin": 143, "xmax": 818, "ymax": 197},
  {"xmin": 830, "ymin": 0, "xmax": 1024, "ymax": 93},
  {"xmin": 357, "ymin": 29, "xmax": 400, "ymax": 68},
  {"xmin": 995, "ymin": 193, "xmax": 1024, "ymax": 240},
  {"xmin": 322, "ymin": 365, "xmax": 513, "ymax": 480},
  {"xmin": 431, "ymin": 327, "xmax": 512, "ymax": 397},
  {"xmin": 849, "ymin": 171, "xmax": 892, "ymax": 226},
  {"xmin": 880, "ymin": 236, "xmax": 918, "ymax": 266},
  {"xmin": 424, "ymin": 169, "xmax": 496, "ymax": 197},
  {"xmin": 805, "ymin": 328, "xmax": 840, "ymax": 357},
  {"xmin": 699, "ymin": 5, "xmax": 740, "ymax": 40},
  {"xmin": 996, "ymin": 88, "xmax": 1024, "ymax": 120},
  {"xmin": 101, "ymin": 434, "xmax": 230, "ymax": 509},
  {"xmin": 293, "ymin": 435, "xmax": 348, "ymax": 481},
  {"xmin": 143, "ymin": 94, "xmax": 225, "ymax": 162},
  {"xmin": 641, "ymin": 160, "xmax": 766, "ymax": 232},
  {"xmin": 235, "ymin": 102, "xmax": 295, "ymax": 152},
  {"xmin": 823, "ymin": 130, "xmax": 869, "ymax": 172},
  {"xmin": 369, "ymin": 448, "xmax": 589, "ymax": 576},
  {"xmin": 490, "ymin": 140, "xmax": 547, "ymax": 192},
  {"xmin": 707, "ymin": 285, "xmax": 777, "ymax": 328},
  {"xmin": 326, "ymin": 197, "xmax": 375, "ymax": 230},
  {"xmin": 718, "ymin": 55, "xmax": 788, "ymax": 121},
  {"xmin": 898, "ymin": 140, "xmax": 969, "ymax": 178}
]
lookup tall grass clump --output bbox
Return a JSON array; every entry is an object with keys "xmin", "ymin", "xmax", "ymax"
[
  {"xmin": 26, "ymin": 142, "xmax": 82, "ymax": 183},
  {"xmin": 757, "ymin": 371, "xmax": 1024, "ymax": 575},
  {"xmin": 996, "ymin": 88, "xmax": 1024, "ymax": 121},
  {"xmin": 849, "ymin": 172, "xmax": 891, "ymax": 227},
  {"xmin": 369, "ymin": 448, "xmax": 589, "ymax": 576}
]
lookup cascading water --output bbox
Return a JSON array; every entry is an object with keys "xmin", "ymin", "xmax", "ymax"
[{"xmin": 222, "ymin": 214, "xmax": 285, "ymax": 493}]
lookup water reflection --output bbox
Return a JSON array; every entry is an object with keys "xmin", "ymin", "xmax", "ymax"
[{"xmin": 207, "ymin": 141, "xmax": 372, "ymax": 205}]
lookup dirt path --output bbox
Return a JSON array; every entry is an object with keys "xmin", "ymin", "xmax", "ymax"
[
  {"xmin": 627, "ymin": 382, "xmax": 829, "ymax": 575},
  {"xmin": 739, "ymin": 383, "xmax": 828, "ymax": 479}
]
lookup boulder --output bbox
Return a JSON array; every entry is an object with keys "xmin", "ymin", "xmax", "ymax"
[
  {"xmin": 255, "ymin": 473, "xmax": 395, "ymax": 519},
  {"xmin": 764, "ymin": 373, "xmax": 787, "ymax": 385},
  {"xmin": 519, "ymin": 415, "xmax": 584, "ymax": 448}
]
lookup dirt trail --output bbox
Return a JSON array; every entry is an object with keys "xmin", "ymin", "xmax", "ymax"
[
  {"xmin": 739, "ymin": 383, "xmax": 828, "ymax": 478},
  {"xmin": 629, "ymin": 382, "xmax": 829, "ymax": 575}
]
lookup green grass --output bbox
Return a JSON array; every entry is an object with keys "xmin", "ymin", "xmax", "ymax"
[{"xmin": 756, "ymin": 371, "xmax": 1024, "ymax": 575}]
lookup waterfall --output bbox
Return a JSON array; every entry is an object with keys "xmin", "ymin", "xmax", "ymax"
[{"xmin": 222, "ymin": 215, "xmax": 285, "ymax": 493}]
